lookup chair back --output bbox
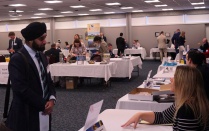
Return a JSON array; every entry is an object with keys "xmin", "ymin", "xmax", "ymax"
[
  {"xmin": 49, "ymin": 54, "xmax": 57, "ymax": 64},
  {"xmin": 0, "ymin": 55, "xmax": 6, "ymax": 62},
  {"xmin": 91, "ymin": 55, "xmax": 102, "ymax": 62}
]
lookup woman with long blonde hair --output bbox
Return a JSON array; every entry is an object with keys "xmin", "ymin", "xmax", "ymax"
[{"xmin": 122, "ymin": 66, "xmax": 209, "ymax": 130}]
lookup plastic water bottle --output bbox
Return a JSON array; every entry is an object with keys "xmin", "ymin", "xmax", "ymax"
[
  {"xmin": 59, "ymin": 52, "xmax": 63, "ymax": 63},
  {"xmin": 186, "ymin": 45, "xmax": 189, "ymax": 52}
]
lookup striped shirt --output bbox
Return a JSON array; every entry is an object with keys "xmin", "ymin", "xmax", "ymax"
[{"xmin": 153, "ymin": 104, "xmax": 209, "ymax": 131}]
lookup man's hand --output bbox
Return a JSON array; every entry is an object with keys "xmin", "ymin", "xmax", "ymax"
[
  {"xmin": 9, "ymin": 49, "xmax": 15, "ymax": 53},
  {"xmin": 43, "ymin": 100, "xmax": 55, "ymax": 115}
]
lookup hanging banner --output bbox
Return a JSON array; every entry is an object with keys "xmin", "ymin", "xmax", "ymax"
[{"xmin": 87, "ymin": 23, "xmax": 100, "ymax": 47}]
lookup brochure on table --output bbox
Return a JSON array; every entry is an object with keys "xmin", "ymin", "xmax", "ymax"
[{"xmin": 83, "ymin": 100, "xmax": 106, "ymax": 131}]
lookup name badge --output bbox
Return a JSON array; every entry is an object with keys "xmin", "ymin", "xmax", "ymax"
[{"xmin": 14, "ymin": 43, "xmax": 17, "ymax": 45}]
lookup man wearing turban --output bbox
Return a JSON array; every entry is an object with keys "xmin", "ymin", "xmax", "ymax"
[{"xmin": 6, "ymin": 22, "xmax": 56, "ymax": 131}]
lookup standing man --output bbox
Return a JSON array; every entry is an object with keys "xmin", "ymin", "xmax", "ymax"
[
  {"xmin": 6, "ymin": 22, "xmax": 56, "ymax": 131},
  {"xmin": 116, "ymin": 32, "xmax": 126, "ymax": 56},
  {"xmin": 157, "ymin": 31, "xmax": 167, "ymax": 61},
  {"xmin": 100, "ymin": 32, "xmax": 107, "ymax": 42},
  {"xmin": 7, "ymin": 32, "xmax": 23, "ymax": 56},
  {"xmin": 171, "ymin": 29, "xmax": 180, "ymax": 53}
]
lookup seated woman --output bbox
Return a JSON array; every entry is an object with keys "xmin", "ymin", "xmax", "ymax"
[
  {"xmin": 122, "ymin": 66, "xmax": 209, "ymax": 130},
  {"xmin": 132, "ymin": 40, "xmax": 140, "ymax": 49},
  {"xmin": 69, "ymin": 39, "xmax": 86, "ymax": 60}
]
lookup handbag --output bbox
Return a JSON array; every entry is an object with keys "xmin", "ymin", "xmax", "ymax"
[{"xmin": 0, "ymin": 77, "xmax": 12, "ymax": 131}]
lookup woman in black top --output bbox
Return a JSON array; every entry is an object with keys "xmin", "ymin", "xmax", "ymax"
[
  {"xmin": 122, "ymin": 66, "xmax": 209, "ymax": 130},
  {"xmin": 178, "ymin": 31, "xmax": 186, "ymax": 61}
]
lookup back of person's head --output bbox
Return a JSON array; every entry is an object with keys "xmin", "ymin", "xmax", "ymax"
[
  {"xmin": 65, "ymin": 41, "xmax": 69, "ymax": 45},
  {"xmin": 51, "ymin": 44, "xmax": 56, "ymax": 48},
  {"xmin": 202, "ymin": 38, "xmax": 208, "ymax": 43},
  {"xmin": 93, "ymin": 36, "xmax": 102, "ymax": 42},
  {"xmin": 177, "ymin": 29, "xmax": 180, "ymax": 32},
  {"xmin": 174, "ymin": 66, "xmax": 209, "ymax": 128},
  {"xmin": 187, "ymin": 50, "xmax": 205, "ymax": 66},
  {"xmin": 180, "ymin": 31, "xmax": 185, "ymax": 37},
  {"xmin": 160, "ymin": 31, "xmax": 164, "ymax": 35},
  {"xmin": 120, "ymin": 33, "xmax": 123, "ymax": 36},
  {"xmin": 8, "ymin": 32, "xmax": 15, "ymax": 37}
]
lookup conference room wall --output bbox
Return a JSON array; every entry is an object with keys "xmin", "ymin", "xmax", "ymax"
[
  {"xmin": 132, "ymin": 24, "xmax": 206, "ymax": 57},
  {"xmin": 54, "ymin": 26, "xmax": 126, "ymax": 49}
]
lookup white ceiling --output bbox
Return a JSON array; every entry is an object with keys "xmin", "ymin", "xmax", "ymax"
[{"xmin": 0, "ymin": 0, "xmax": 208, "ymax": 21}]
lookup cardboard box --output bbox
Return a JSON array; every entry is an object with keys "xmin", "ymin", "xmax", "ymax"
[
  {"xmin": 66, "ymin": 77, "xmax": 78, "ymax": 89},
  {"xmin": 128, "ymin": 85, "xmax": 173, "ymax": 101},
  {"xmin": 128, "ymin": 88, "xmax": 159, "ymax": 101}
]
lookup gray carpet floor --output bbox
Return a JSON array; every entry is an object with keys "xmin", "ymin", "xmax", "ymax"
[{"xmin": 0, "ymin": 60, "xmax": 161, "ymax": 131}]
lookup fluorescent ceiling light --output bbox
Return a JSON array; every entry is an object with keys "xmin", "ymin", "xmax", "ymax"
[
  {"xmin": 121, "ymin": 7, "xmax": 133, "ymax": 9},
  {"xmin": 194, "ymin": 6, "xmax": 206, "ymax": 9},
  {"xmin": 34, "ymin": 13, "xmax": 47, "ymax": 15},
  {"xmin": 9, "ymin": 14, "xmax": 22, "ymax": 17},
  {"xmin": 132, "ymin": 10, "xmax": 143, "ymax": 12},
  {"xmin": 61, "ymin": 11, "xmax": 73, "ymax": 13},
  {"xmin": 10, "ymin": 18, "xmax": 20, "ymax": 20},
  {"xmin": 145, "ymin": 0, "xmax": 160, "ymax": 3},
  {"xmin": 44, "ymin": 0, "xmax": 63, "ymax": 3},
  {"xmin": 155, "ymin": 4, "xmax": 167, "ymax": 7},
  {"xmin": 105, "ymin": 2, "xmax": 121, "ymax": 6},
  {"xmin": 9, "ymin": 10, "xmax": 24, "ymax": 13},
  {"xmin": 38, "ymin": 8, "xmax": 53, "ymax": 10},
  {"xmin": 31, "ymin": 17, "xmax": 42, "ymax": 19},
  {"xmin": 191, "ymin": 2, "xmax": 204, "ymax": 5},
  {"xmin": 53, "ymin": 15, "xmax": 64, "ymax": 17},
  {"xmin": 78, "ymin": 14, "xmax": 89, "ymax": 16},
  {"xmin": 104, "ymin": 12, "xmax": 115, "ymax": 14},
  {"xmin": 89, "ymin": 9, "xmax": 102, "ymax": 11},
  {"xmin": 70, "ymin": 5, "xmax": 85, "ymax": 8},
  {"xmin": 162, "ymin": 8, "xmax": 173, "ymax": 11},
  {"xmin": 9, "ymin": 4, "xmax": 26, "ymax": 7}
]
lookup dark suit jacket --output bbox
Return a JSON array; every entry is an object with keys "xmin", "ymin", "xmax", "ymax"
[
  {"xmin": 6, "ymin": 46, "xmax": 56, "ymax": 131},
  {"xmin": 116, "ymin": 37, "xmax": 125, "ymax": 49},
  {"xmin": 7, "ymin": 37, "xmax": 23, "ymax": 53},
  {"xmin": 200, "ymin": 42, "xmax": 209, "ymax": 53},
  {"xmin": 44, "ymin": 48, "xmax": 61, "ymax": 63}
]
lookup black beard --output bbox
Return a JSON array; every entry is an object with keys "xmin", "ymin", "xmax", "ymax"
[{"xmin": 32, "ymin": 40, "xmax": 45, "ymax": 52}]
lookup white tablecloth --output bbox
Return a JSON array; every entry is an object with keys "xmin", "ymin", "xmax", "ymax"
[
  {"xmin": 0, "ymin": 50, "xmax": 10, "ymax": 55},
  {"xmin": 113, "ymin": 48, "xmax": 147, "ymax": 59},
  {"xmin": 153, "ymin": 69, "xmax": 175, "ymax": 79},
  {"xmin": 110, "ymin": 57, "xmax": 142, "ymax": 78},
  {"xmin": 61, "ymin": 49, "xmax": 70, "ymax": 57},
  {"xmin": 79, "ymin": 109, "xmax": 172, "ymax": 131},
  {"xmin": 49, "ymin": 62, "xmax": 117, "ymax": 82},
  {"xmin": 115, "ymin": 94, "xmax": 172, "ymax": 112},
  {"xmin": 0, "ymin": 62, "xmax": 9, "ymax": 84},
  {"xmin": 150, "ymin": 48, "xmax": 175, "ymax": 58}
]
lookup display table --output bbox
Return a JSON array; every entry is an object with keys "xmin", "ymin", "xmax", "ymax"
[
  {"xmin": 79, "ymin": 109, "xmax": 172, "ymax": 131},
  {"xmin": 110, "ymin": 57, "xmax": 142, "ymax": 78},
  {"xmin": 115, "ymin": 94, "xmax": 172, "ymax": 112},
  {"xmin": 150, "ymin": 48, "xmax": 175, "ymax": 58},
  {"xmin": 113, "ymin": 48, "xmax": 147, "ymax": 59},
  {"xmin": 0, "ymin": 50, "xmax": 10, "ymax": 55},
  {"xmin": 49, "ymin": 62, "xmax": 117, "ymax": 82},
  {"xmin": 153, "ymin": 69, "xmax": 175, "ymax": 79},
  {"xmin": 0, "ymin": 62, "xmax": 9, "ymax": 84}
]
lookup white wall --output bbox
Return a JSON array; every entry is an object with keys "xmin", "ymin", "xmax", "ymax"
[{"xmin": 206, "ymin": 25, "xmax": 209, "ymax": 40}]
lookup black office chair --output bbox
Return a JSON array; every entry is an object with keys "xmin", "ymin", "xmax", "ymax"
[
  {"xmin": 0, "ymin": 55, "xmax": 6, "ymax": 62},
  {"xmin": 90, "ymin": 54, "xmax": 102, "ymax": 62}
]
